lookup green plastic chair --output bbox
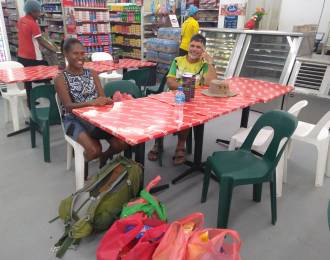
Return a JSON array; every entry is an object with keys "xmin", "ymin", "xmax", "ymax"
[
  {"xmin": 122, "ymin": 66, "xmax": 157, "ymax": 90},
  {"xmin": 104, "ymin": 80, "xmax": 142, "ymax": 98},
  {"xmin": 201, "ymin": 110, "xmax": 298, "ymax": 228},
  {"xmin": 30, "ymin": 84, "xmax": 61, "ymax": 162},
  {"xmin": 145, "ymin": 70, "xmax": 168, "ymax": 96}
]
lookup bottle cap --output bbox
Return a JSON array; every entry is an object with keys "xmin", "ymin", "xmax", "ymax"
[{"xmin": 178, "ymin": 86, "xmax": 183, "ymax": 91}]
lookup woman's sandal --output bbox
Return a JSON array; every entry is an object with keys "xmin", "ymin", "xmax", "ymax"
[
  {"xmin": 148, "ymin": 145, "xmax": 160, "ymax": 161},
  {"xmin": 173, "ymin": 148, "xmax": 186, "ymax": 166}
]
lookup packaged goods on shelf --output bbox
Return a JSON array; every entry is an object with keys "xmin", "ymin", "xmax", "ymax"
[
  {"xmin": 74, "ymin": 0, "xmax": 106, "ymax": 8},
  {"xmin": 145, "ymin": 38, "xmax": 179, "ymax": 53},
  {"xmin": 146, "ymin": 50, "xmax": 158, "ymax": 62},
  {"xmin": 157, "ymin": 28, "xmax": 181, "ymax": 42},
  {"xmin": 108, "ymin": 4, "xmax": 141, "ymax": 12},
  {"xmin": 111, "ymin": 24, "xmax": 140, "ymax": 34},
  {"xmin": 158, "ymin": 52, "xmax": 176, "ymax": 64},
  {"xmin": 75, "ymin": 10, "xmax": 109, "ymax": 21},
  {"xmin": 199, "ymin": 0, "xmax": 219, "ymax": 9}
]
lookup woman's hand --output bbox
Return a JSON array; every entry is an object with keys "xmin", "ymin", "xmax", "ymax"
[{"xmin": 93, "ymin": 97, "xmax": 112, "ymax": 106}]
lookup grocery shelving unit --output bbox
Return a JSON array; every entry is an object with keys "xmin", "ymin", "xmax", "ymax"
[
  {"xmin": 108, "ymin": 2, "xmax": 143, "ymax": 59},
  {"xmin": 74, "ymin": 2, "xmax": 112, "ymax": 55},
  {"xmin": 41, "ymin": 0, "xmax": 64, "ymax": 47},
  {"xmin": 2, "ymin": 0, "xmax": 21, "ymax": 57}
]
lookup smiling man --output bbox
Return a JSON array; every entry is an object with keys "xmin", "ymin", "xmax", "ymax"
[{"xmin": 148, "ymin": 34, "xmax": 217, "ymax": 165}]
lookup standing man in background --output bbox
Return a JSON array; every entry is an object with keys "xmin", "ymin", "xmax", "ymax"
[
  {"xmin": 179, "ymin": 5, "xmax": 199, "ymax": 56},
  {"xmin": 17, "ymin": 0, "xmax": 59, "ymax": 108}
]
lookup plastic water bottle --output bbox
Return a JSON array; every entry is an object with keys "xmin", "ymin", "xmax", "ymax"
[{"xmin": 175, "ymin": 86, "xmax": 185, "ymax": 122}]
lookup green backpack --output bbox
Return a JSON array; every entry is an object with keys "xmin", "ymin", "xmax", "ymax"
[{"xmin": 50, "ymin": 156, "xmax": 143, "ymax": 258}]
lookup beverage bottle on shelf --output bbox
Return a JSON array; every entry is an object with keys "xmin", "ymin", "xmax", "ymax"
[{"xmin": 174, "ymin": 86, "xmax": 185, "ymax": 123}]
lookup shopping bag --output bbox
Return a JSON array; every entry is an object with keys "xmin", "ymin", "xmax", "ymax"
[
  {"xmin": 186, "ymin": 228, "xmax": 242, "ymax": 260},
  {"xmin": 152, "ymin": 212, "xmax": 204, "ymax": 260},
  {"xmin": 96, "ymin": 213, "xmax": 165, "ymax": 260},
  {"xmin": 123, "ymin": 223, "xmax": 169, "ymax": 260},
  {"xmin": 121, "ymin": 176, "xmax": 167, "ymax": 221}
]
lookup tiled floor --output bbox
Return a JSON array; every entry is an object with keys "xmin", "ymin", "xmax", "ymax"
[{"xmin": 0, "ymin": 97, "xmax": 329, "ymax": 260}]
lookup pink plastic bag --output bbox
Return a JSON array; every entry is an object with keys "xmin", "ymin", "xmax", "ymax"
[
  {"xmin": 112, "ymin": 91, "xmax": 134, "ymax": 102},
  {"xmin": 152, "ymin": 212, "xmax": 204, "ymax": 260},
  {"xmin": 186, "ymin": 228, "xmax": 242, "ymax": 260}
]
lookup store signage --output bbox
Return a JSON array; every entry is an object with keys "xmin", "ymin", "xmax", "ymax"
[
  {"xmin": 169, "ymin": 15, "xmax": 179, "ymax": 28},
  {"xmin": 218, "ymin": 0, "xmax": 247, "ymax": 29}
]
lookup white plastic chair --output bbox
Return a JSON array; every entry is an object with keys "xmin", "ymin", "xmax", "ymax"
[
  {"xmin": 55, "ymin": 94, "xmax": 85, "ymax": 191},
  {"xmin": 289, "ymin": 111, "xmax": 330, "ymax": 187},
  {"xmin": 91, "ymin": 52, "xmax": 123, "ymax": 86},
  {"xmin": 0, "ymin": 61, "xmax": 29, "ymax": 131},
  {"xmin": 229, "ymin": 100, "xmax": 308, "ymax": 196}
]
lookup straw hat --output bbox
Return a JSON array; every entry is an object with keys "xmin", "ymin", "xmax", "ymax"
[{"xmin": 201, "ymin": 79, "xmax": 236, "ymax": 97}]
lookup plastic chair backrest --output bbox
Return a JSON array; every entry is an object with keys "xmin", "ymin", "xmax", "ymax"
[
  {"xmin": 287, "ymin": 100, "xmax": 308, "ymax": 117},
  {"xmin": 122, "ymin": 67, "xmax": 156, "ymax": 87},
  {"xmin": 240, "ymin": 110, "xmax": 298, "ymax": 163},
  {"xmin": 30, "ymin": 84, "xmax": 61, "ymax": 124},
  {"xmin": 307, "ymin": 110, "xmax": 330, "ymax": 140},
  {"xmin": 91, "ymin": 52, "xmax": 113, "ymax": 61},
  {"xmin": 55, "ymin": 93, "xmax": 65, "ymax": 133},
  {"xmin": 104, "ymin": 80, "xmax": 142, "ymax": 98},
  {"xmin": 0, "ymin": 61, "xmax": 24, "ymax": 94}
]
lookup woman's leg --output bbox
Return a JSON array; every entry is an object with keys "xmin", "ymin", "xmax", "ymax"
[{"xmin": 76, "ymin": 131, "xmax": 102, "ymax": 161}]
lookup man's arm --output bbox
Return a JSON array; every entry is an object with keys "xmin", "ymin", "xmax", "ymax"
[
  {"xmin": 36, "ymin": 36, "xmax": 59, "ymax": 53},
  {"xmin": 202, "ymin": 51, "xmax": 217, "ymax": 86}
]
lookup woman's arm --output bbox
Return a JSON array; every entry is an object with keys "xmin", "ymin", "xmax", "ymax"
[{"xmin": 54, "ymin": 73, "xmax": 108, "ymax": 113}]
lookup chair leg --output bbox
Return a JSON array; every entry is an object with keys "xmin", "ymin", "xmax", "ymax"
[
  {"xmin": 186, "ymin": 129, "xmax": 192, "ymax": 155},
  {"xmin": 74, "ymin": 149, "xmax": 85, "ymax": 191},
  {"xmin": 253, "ymin": 183, "xmax": 262, "ymax": 202},
  {"xmin": 19, "ymin": 97, "xmax": 29, "ymax": 119},
  {"xmin": 270, "ymin": 178, "xmax": 277, "ymax": 225},
  {"xmin": 201, "ymin": 161, "xmax": 211, "ymax": 203},
  {"xmin": 218, "ymin": 178, "xmax": 234, "ymax": 228},
  {"xmin": 315, "ymin": 143, "xmax": 328, "ymax": 187},
  {"xmin": 4, "ymin": 99, "xmax": 9, "ymax": 123},
  {"xmin": 9, "ymin": 96, "xmax": 20, "ymax": 131},
  {"xmin": 42, "ymin": 123, "xmax": 50, "ymax": 162},
  {"xmin": 30, "ymin": 120, "xmax": 36, "ymax": 148},
  {"xmin": 66, "ymin": 143, "xmax": 73, "ymax": 170},
  {"xmin": 275, "ymin": 148, "xmax": 287, "ymax": 197}
]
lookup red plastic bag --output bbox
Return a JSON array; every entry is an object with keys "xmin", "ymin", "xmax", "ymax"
[
  {"xmin": 152, "ymin": 212, "xmax": 204, "ymax": 260},
  {"xmin": 186, "ymin": 228, "xmax": 242, "ymax": 260},
  {"xmin": 123, "ymin": 223, "xmax": 168, "ymax": 260},
  {"xmin": 96, "ymin": 213, "xmax": 166, "ymax": 260}
]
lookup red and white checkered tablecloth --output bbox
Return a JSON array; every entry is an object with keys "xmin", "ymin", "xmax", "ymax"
[
  {"xmin": 227, "ymin": 77, "xmax": 294, "ymax": 103},
  {"xmin": 0, "ymin": 59, "xmax": 156, "ymax": 84},
  {"xmin": 149, "ymin": 89, "xmax": 259, "ymax": 119},
  {"xmin": 72, "ymin": 97, "xmax": 209, "ymax": 146}
]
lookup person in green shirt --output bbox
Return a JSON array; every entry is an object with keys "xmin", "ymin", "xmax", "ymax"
[
  {"xmin": 180, "ymin": 5, "xmax": 199, "ymax": 56},
  {"xmin": 148, "ymin": 34, "xmax": 217, "ymax": 165}
]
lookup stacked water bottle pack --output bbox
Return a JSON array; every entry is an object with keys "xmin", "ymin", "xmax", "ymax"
[{"xmin": 145, "ymin": 28, "xmax": 181, "ymax": 80}]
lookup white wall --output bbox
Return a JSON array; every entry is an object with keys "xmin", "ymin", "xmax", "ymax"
[{"xmin": 278, "ymin": 0, "xmax": 330, "ymax": 34}]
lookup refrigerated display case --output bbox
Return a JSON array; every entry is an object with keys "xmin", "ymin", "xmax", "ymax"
[{"xmin": 200, "ymin": 28, "xmax": 246, "ymax": 79}]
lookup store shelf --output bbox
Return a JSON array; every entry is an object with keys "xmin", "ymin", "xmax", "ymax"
[
  {"xmin": 76, "ymin": 20, "xmax": 110, "ymax": 23},
  {"xmin": 43, "ymin": 11, "xmax": 62, "ymax": 13},
  {"xmin": 245, "ymin": 65, "xmax": 283, "ymax": 72},
  {"xmin": 199, "ymin": 8, "xmax": 218, "ymax": 11},
  {"xmin": 45, "ymin": 17, "xmax": 63, "ymax": 22},
  {"xmin": 247, "ymin": 59, "xmax": 285, "ymax": 66},
  {"xmin": 199, "ymin": 20, "xmax": 218, "ymax": 23},
  {"xmin": 112, "ymin": 43, "xmax": 140, "ymax": 49},
  {"xmin": 77, "ymin": 32, "xmax": 110, "ymax": 35},
  {"xmin": 109, "ymin": 10, "xmax": 140, "ymax": 13},
  {"xmin": 82, "ymin": 42, "xmax": 110, "ymax": 47},
  {"xmin": 109, "ymin": 20, "xmax": 140, "ymax": 24},
  {"xmin": 247, "ymin": 53, "xmax": 287, "ymax": 60},
  {"xmin": 111, "ymin": 32, "xmax": 140, "ymax": 37},
  {"xmin": 48, "ymin": 29, "xmax": 64, "ymax": 34},
  {"xmin": 74, "ymin": 6, "xmax": 108, "ymax": 10}
]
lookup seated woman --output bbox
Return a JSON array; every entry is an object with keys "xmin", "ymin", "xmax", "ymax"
[
  {"xmin": 54, "ymin": 38, "xmax": 127, "ymax": 175},
  {"xmin": 148, "ymin": 34, "xmax": 217, "ymax": 165}
]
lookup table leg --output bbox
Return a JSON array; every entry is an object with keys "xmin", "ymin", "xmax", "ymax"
[
  {"xmin": 172, "ymin": 124, "xmax": 205, "ymax": 184},
  {"xmin": 216, "ymin": 106, "xmax": 250, "ymax": 145}
]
